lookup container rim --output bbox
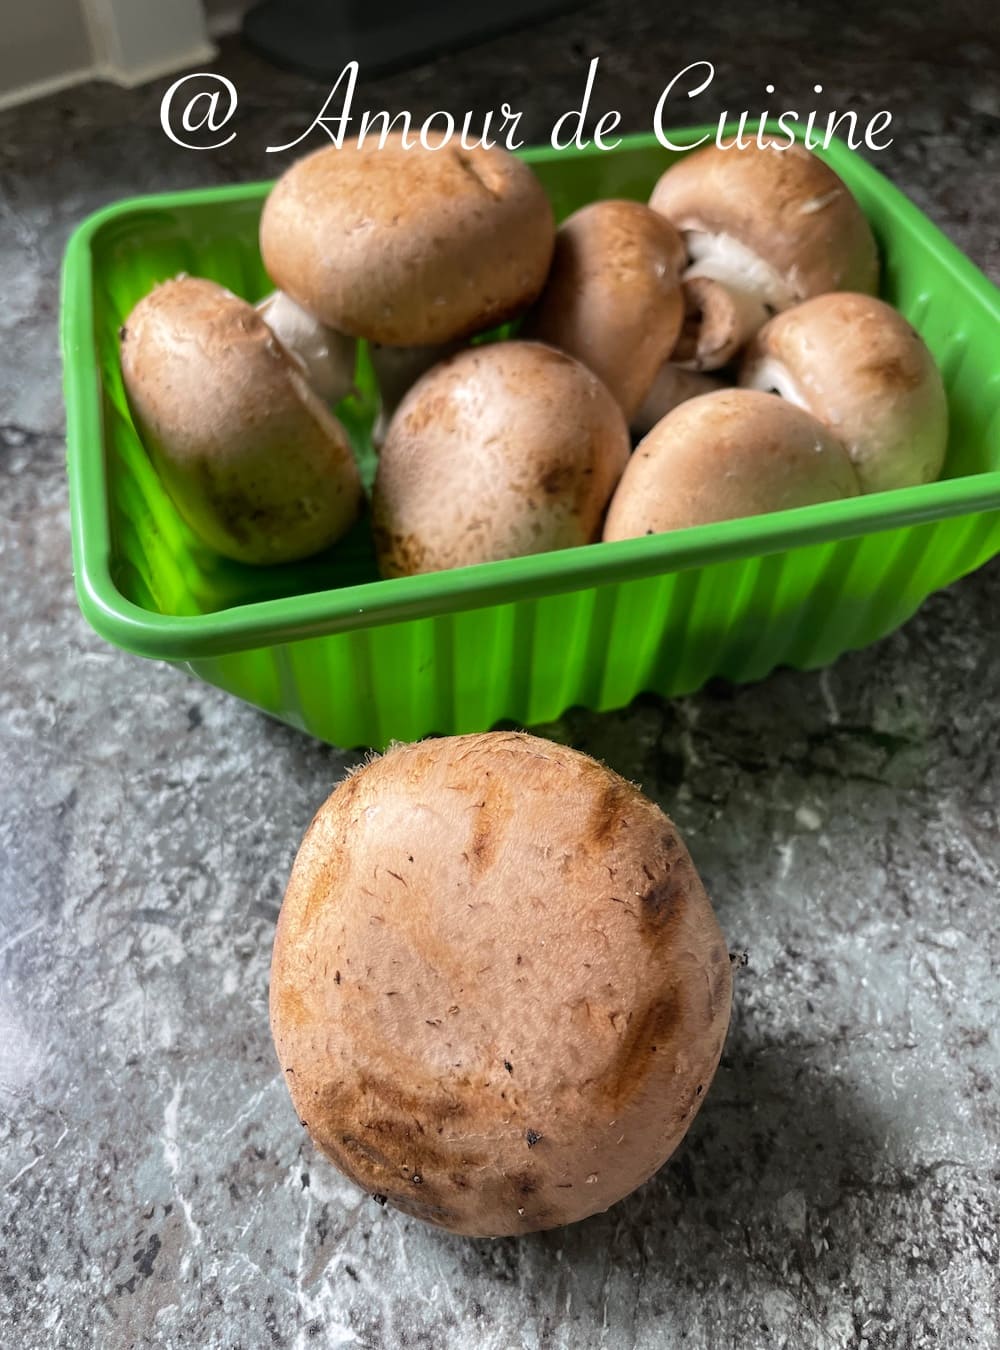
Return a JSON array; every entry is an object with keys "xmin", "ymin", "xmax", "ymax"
[{"xmin": 62, "ymin": 125, "xmax": 1000, "ymax": 661}]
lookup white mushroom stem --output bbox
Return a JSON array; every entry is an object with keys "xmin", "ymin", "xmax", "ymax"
[
  {"xmin": 256, "ymin": 290, "xmax": 357, "ymax": 405},
  {"xmin": 674, "ymin": 230, "xmax": 796, "ymax": 371},
  {"xmin": 370, "ymin": 340, "xmax": 461, "ymax": 446},
  {"xmin": 631, "ymin": 364, "xmax": 725, "ymax": 436}
]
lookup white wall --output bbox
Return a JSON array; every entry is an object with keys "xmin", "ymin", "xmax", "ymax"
[
  {"xmin": 84, "ymin": 0, "xmax": 213, "ymax": 85},
  {"xmin": 0, "ymin": 0, "xmax": 94, "ymax": 107},
  {"xmin": 0, "ymin": 0, "xmax": 217, "ymax": 110}
]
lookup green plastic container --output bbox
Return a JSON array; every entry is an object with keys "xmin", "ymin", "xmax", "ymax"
[{"xmin": 62, "ymin": 128, "xmax": 1000, "ymax": 748}]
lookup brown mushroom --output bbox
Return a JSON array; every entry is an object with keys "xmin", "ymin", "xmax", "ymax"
[
  {"xmin": 649, "ymin": 142, "xmax": 879, "ymax": 369},
  {"xmin": 372, "ymin": 341, "xmax": 630, "ymax": 577},
  {"xmin": 740, "ymin": 292, "xmax": 948, "ymax": 493},
  {"xmin": 270, "ymin": 730, "xmax": 733, "ymax": 1237},
  {"xmin": 260, "ymin": 134, "xmax": 556, "ymax": 347},
  {"xmin": 120, "ymin": 277, "xmax": 362, "ymax": 565},
  {"xmin": 604, "ymin": 388, "xmax": 860, "ymax": 539},
  {"xmin": 525, "ymin": 199, "xmax": 686, "ymax": 419}
]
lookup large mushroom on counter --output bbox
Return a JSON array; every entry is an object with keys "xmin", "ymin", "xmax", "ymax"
[
  {"xmin": 372, "ymin": 341, "xmax": 630, "ymax": 577},
  {"xmin": 740, "ymin": 292, "xmax": 948, "ymax": 493},
  {"xmin": 604, "ymin": 388, "xmax": 859, "ymax": 540},
  {"xmin": 525, "ymin": 199, "xmax": 686, "ymax": 419},
  {"xmin": 270, "ymin": 730, "xmax": 733, "ymax": 1237},
  {"xmin": 120, "ymin": 276, "xmax": 362, "ymax": 565},
  {"xmin": 648, "ymin": 142, "xmax": 879, "ymax": 370}
]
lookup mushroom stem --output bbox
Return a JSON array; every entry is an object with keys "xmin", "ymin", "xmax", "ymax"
[
  {"xmin": 672, "ymin": 276, "xmax": 768, "ymax": 371},
  {"xmin": 256, "ymin": 290, "xmax": 357, "ymax": 406},
  {"xmin": 369, "ymin": 341, "xmax": 461, "ymax": 446},
  {"xmin": 671, "ymin": 227, "xmax": 797, "ymax": 371},
  {"xmin": 631, "ymin": 363, "xmax": 726, "ymax": 436}
]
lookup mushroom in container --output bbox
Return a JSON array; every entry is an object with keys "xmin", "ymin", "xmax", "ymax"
[
  {"xmin": 120, "ymin": 276, "xmax": 362, "ymax": 565},
  {"xmin": 373, "ymin": 340, "xmax": 630, "ymax": 577},
  {"xmin": 260, "ymin": 134, "xmax": 557, "ymax": 436},
  {"xmin": 603, "ymin": 388, "xmax": 860, "ymax": 540},
  {"xmin": 525, "ymin": 199, "xmax": 687, "ymax": 421},
  {"xmin": 740, "ymin": 292, "xmax": 948, "ymax": 493},
  {"xmin": 648, "ymin": 142, "xmax": 880, "ymax": 371},
  {"xmin": 270, "ymin": 731, "xmax": 733, "ymax": 1237}
]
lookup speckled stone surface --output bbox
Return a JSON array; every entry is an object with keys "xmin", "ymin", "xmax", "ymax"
[{"xmin": 1, "ymin": 2, "xmax": 998, "ymax": 1346}]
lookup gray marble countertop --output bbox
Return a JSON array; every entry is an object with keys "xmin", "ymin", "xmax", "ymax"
[{"xmin": 1, "ymin": 2, "xmax": 998, "ymax": 1346}]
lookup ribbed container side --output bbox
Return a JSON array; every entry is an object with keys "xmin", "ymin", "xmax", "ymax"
[{"xmin": 178, "ymin": 506, "xmax": 1000, "ymax": 750}]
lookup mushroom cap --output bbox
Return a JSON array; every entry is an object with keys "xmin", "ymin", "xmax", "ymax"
[
  {"xmin": 120, "ymin": 276, "xmax": 362, "ymax": 565},
  {"xmin": 740, "ymin": 293, "xmax": 948, "ymax": 493},
  {"xmin": 604, "ymin": 388, "xmax": 859, "ymax": 539},
  {"xmin": 260, "ymin": 135, "xmax": 556, "ymax": 346},
  {"xmin": 372, "ymin": 341, "xmax": 630, "ymax": 577},
  {"xmin": 525, "ymin": 199, "xmax": 686, "ymax": 419},
  {"xmin": 649, "ymin": 142, "xmax": 879, "ymax": 303},
  {"xmin": 270, "ymin": 730, "xmax": 733, "ymax": 1238}
]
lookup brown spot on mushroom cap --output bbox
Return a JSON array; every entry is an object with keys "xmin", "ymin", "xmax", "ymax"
[
  {"xmin": 538, "ymin": 460, "xmax": 577, "ymax": 497},
  {"xmin": 602, "ymin": 996, "xmax": 681, "ymax": 1114},
  {"xmin": 372, "ymin": 341, "xmax": 630, "ymax": 577},
  {"xmin": 260, "ymin": 135, "xmax": 556, "ymax": 346},
  {"xmin": 466, "ymin": 773, "xmax": 513, "ymax": 878},
  {"xmin": 638, "ymin": 869, "xmax": 686, "ymax": 928},
  {"xmin": 526, "ymin": 199, "xmax": 686, "ymax": 419},
  {"xmin": 119, "ymin": 276, "xmax": 362, "ymax": 565},
  {"xmin": 586, "ymin": 774, "xmax": 634, "ymax": 848},
  {"xmin": 740, "ymin": 292, "xmax": 948, "ymax": 493},
  {"xmin": 270, "ymin": 731, "xmax": 732, "ymax": 1237},
  {"xmin": 603, "ymin": 387, "xmax": 859, "ymax": 540},
  {"xmin": 649, "ymin": 141, "xmax": 879, "ymax": 301}
]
